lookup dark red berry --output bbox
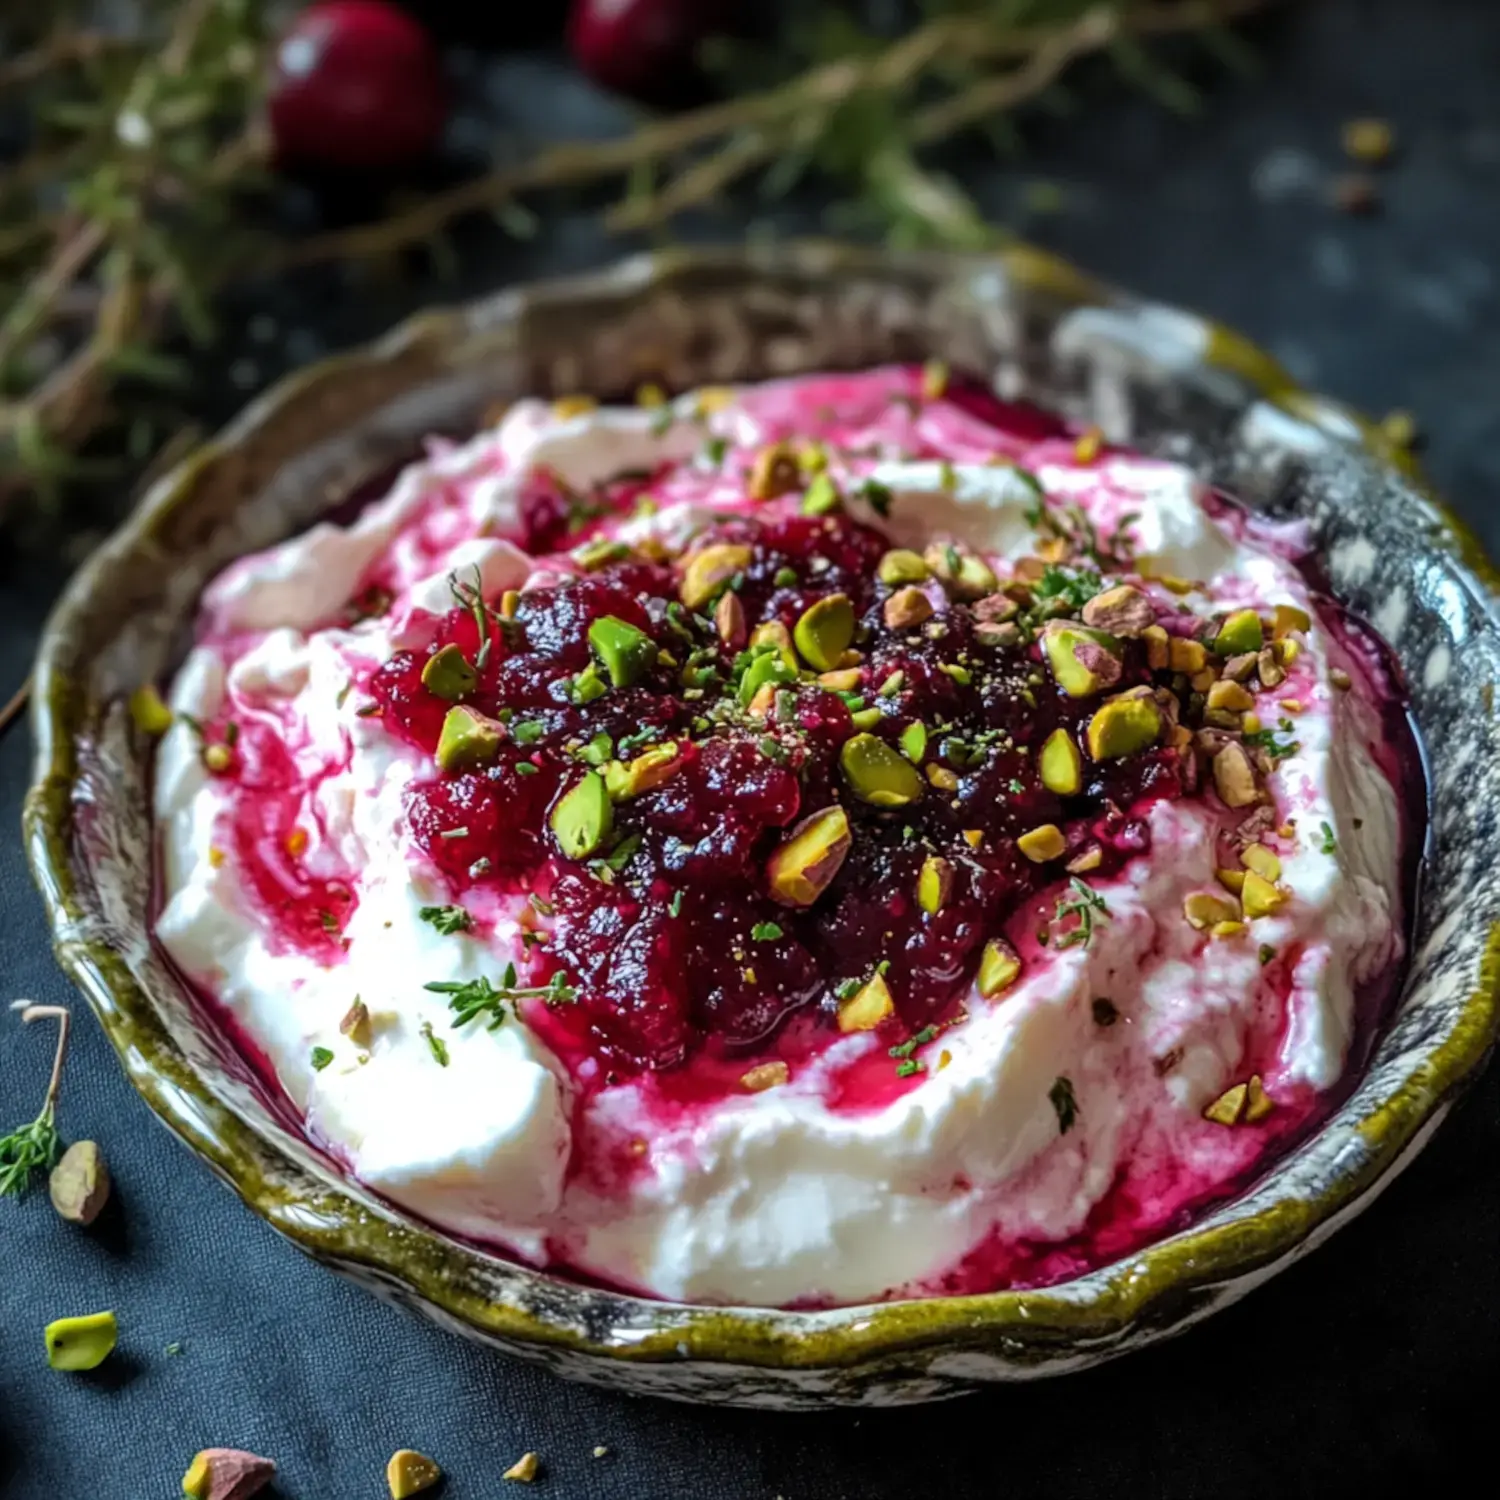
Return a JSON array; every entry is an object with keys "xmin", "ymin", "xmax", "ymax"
[
  {"xmin": 269, "ymin": 1, "xmax": 447, "ymax": 170},
  {"xmin": 566, "ymin": 0, "xmax": 735, "ymax": 101}
]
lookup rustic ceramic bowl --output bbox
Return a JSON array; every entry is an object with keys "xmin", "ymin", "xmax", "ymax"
[{"xmin": 25, "ymin": 244, "xmax": 1500, "ymax": 1407}]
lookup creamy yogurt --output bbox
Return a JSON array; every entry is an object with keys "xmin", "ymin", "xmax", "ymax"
[{"xmin": 153, "ymin": 365, "xmax": 1414, "ymax": 1305}]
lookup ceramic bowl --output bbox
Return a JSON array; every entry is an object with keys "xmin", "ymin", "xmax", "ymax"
[{"xmin": 25, "ymin": 243, "xmax": 1500, "ymax": 1408}]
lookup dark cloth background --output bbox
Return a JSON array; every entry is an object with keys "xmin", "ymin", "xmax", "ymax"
[{"xmin": 2, "ymin": 2, "xmax": 1498, "ymax": 1496}]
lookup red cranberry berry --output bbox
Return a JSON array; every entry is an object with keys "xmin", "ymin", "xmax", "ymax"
[
  {"xmin": 566, "ymin": 0, "xmax": 736, "ymax": 101},
  {"xmin": 269, "ymin": 1, "xmax": 447, "ymax": 170}
]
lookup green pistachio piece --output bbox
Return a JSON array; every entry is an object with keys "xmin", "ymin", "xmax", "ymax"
[
  {"xmin": 1213, "ymin": 608, "xmax": 1264, "ymax": 656},
  {"xmin": 898, "ymin": 720, "xmax": 928, "ymax": 763},
  {"xmin": 1085, "ymin": 695, "xmax": 1163, "ymax": 760},
  {"xmin": 588, "ymin": 615, "xmax": 658, "ymax": 688},
  {"xmin": 48, "ymin": 1140, "xmax": 110, "ymax": 1226},
  {"xmin": 977, "ymin": 939, "xmax": 1021, "ymax": 997},
  {"xmin": 800, "ymin": 474, "xmax": 841, "ymax": 516},
  {"xmin": 1041, "ymin": 621, "xmax": 1124, "ymax": 698},
  {"xmin": 849, "ymin": 707, "xmax": 884, "ymax": 731},
  {"xmin": 435, "ymin": 705, "xmax": 505, "ymax": 772},
  {"xmin": 569, "ymin": 662, "xmax": 608, "ymax": 704},
  {"xmin": 420, "ymin": 643, "xmax": 478, "ymax": 701},
  {"xmin": 792, "ymin": 593, "xmax": 856, "ymax": 672},
  {"xmin": 925, "ymin": 543, "xmax": 997, "ymax": 601},
  {"xmin": 738, "ymin": 647, "xmax": 799, "ymax": 706},
  {"xmin": 840, "ymin": 732, "xmax": 925, "ymax": 807},
  {"xmin": 878, "ymin": 549, "xmax": 930, "ymax": 586},
  {"xmin": 767, "ymin": 805, "xmax": 852, "ymax": 906},
  {"xmin": 45, "ymin": 1311, "xmax": 117, "ymax": 1371},
  {"xmin": 604, "ymin": 743, "xmax": 681, "ymax": 801},
  {"xmin": 550, "ymin": 771, "xmax": 614, "ymax": 860},
  {"xmin": 573, "ymin": 538, "xmax": 631, "ymax": 571},
  {"xmin": 1038, "ymin": 727, "xmax": 1083, "ymax": 795},
  {"xmin": 128, "ymin": 684, "xmax": 174, "ymax": 736},
  {"xmin": 182, "ymin": 1447, "xmax": 277, "ymax": 1500},
  {"xmin": 680, "ymin": 544, "xmax": 752, "ymax": 611},
  {"xmin": 837, "ymin": 971, "xmax": 894, "ymax": 1032},
  {"xmin": 917, "ymin": 855, "xmax": 954, "ymax": 915}
]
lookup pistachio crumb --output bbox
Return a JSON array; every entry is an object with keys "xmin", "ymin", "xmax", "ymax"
[{"xmin": 503, "ymin": 1452, "xmax": 541, "ymax": 1484}]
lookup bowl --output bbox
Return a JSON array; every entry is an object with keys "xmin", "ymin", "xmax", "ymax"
[{"xmin": 25, "ymin": 243, "xmax": 1500, "ymax": 1407}]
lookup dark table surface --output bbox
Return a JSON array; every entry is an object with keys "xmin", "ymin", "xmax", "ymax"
[{"xmin": 3, "ymin": 2, "xmax": 1498, "ymax": 1496}]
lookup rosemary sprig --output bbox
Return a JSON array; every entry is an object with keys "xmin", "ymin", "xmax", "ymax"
[{"xmin": 0, "ymin": 1001, "xmax": 70, "ymax": 1198}]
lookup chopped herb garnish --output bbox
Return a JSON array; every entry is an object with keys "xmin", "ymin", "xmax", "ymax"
[
  {"xmin": 419, "ymin": 904, "xmax": 473, "ymax": 936},
  {"xmin": 596, "ymin": 832, "xmax": 642, "ymax": 875},
  {"xmin": 419, "ymin": 1020, "xmax": 449, "ymax": 1067},
  {"xmin": 448, "ymin": 566, "xmax": 495, "ymax": 671},
  {"xmin": 668, "ymin": 890, "xmax": 684, "ymax": 918},
  {"xmin": 702, "ymin": 435, "xmax": 729, "ymax": 467},
  {"xmin": 581, "ymin": 731, "xmax": 615, "ymax": 766},
  {"xmin": 1049, "ymin": 1075, "xmax": 1078, "ymax": 1134},
  {"xmin": 516, "ymin": 762, "xmax": 538, "ymax": 776},
  {"xmin": 773, "ymin": 566, "xmax": 799, "ymax": 587},
  {"xmin": 1258, "ymin": 943, "xmax": 1277, "ymax": 966},
  {"xmin": 1318, "ymin": 821, "xmax": 1337, "ymax": 854},
  {"xmin": 1034, "ymin": 563, "xmax": 1102, "ymax": 610},
  {"xmin": 895, "ymin": 1058, "xmax": 923, "ymax": 1079},
  {"xmin": 859, "ymin": 478, "xmax": 894, "ymax": 518},
  {"xmin": 318, "ymin": 909, "xmax": 340, "ymax": 934},
  {"xmin": 835, "ymin": 978, "xmax": 862, "ymax": 1002},
  {"xmin": 751, "ymin": 921, "xmax": 783, "ymax": 942},
  {"xmin": 310, "ymin": 1046, "xmax": 334, "ymax": 1072},
  {"xmin": 1243, "ymin": 718, "xmax": 1300, "ymax": 759},
  {"xmin": 426, "ymin": 969, "xmax": 577, "ymax": 1030},
  {"xmin": 437, "ymin": 826, "xmax": 470, "ymax": 840},
  {"xmin": 1053, "ymin": 878, "xmax": 1109, "ymax": 949},
  {"xmin": 889, "ymin": 1025, "xmax": 939, "ymax": 1061}
]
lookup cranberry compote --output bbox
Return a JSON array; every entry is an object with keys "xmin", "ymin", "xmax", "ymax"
[{"xmin": 370, "ymin": 502, "xmax": 1194, "ymax": 1076}]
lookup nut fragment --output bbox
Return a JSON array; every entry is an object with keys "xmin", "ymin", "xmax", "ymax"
[
  {"xmin": 883, "ymin": 586, "xmax": 934, "ymax": 630},
  {"xmin": 589, "ymin": 615, "xmax": 658, "ymax": 688},
  {"xmin": 1184, "ymin": 892, "xmax": 1241, "ymax": 930},
  {"xmin": 1167, "ymin": 637, "xmax": 1207, "ymax": 674},
  {"xmin": 1042, "ymin": 622, "xmax": 1124, "ymax": 698},
  {"xmin": 1256, "ymin": 647, "xmax": 1285, "ymax": 688},
  {"xmin": 1203, "ymin": 1082, "xmax": 1249, "ymax": 1127},
  {"xmin": 1241, "ymin": 844, "xmax": 1282, "ymax": 881},
  {"xmin": 793, "ymin": 593, "xmax": 856, "ymax": 672},
  {"xmin": 1086, "ymin": 695, "xmax": 1162, "ymax": 761},
  {"xmin": 714, "ymin": 590, "xmax": 747, "ymax": 649},
  {"xmin": 604, "ymin": 742, "xmax": 682, "ymax": 802},
  {"xmin": 550, "ymin": 771, "xmax": 613, "ymax": 860},
  {"xmin": 1244, "ymin": 1074, "xmax": 1275, "ymax": 1123},
  {"xmin": 878, "ymin": 549, "xmax": 930, "ymax": 586},
  {"xmin": 838, "ymin": 972, "xmax": 894, "ymax": 1032},
  {"xmin": 44, "ymin": 1311, "xmax": 117, "ymax": 1371},
  {"xmin": 1213, "ymin": 609, "xmax": 1264, "ymax": 656},
  {"xmin": 386, "ymin": 1449, "xmax": 442, "ymax": 1499},
  {"xmin": 740, "ymin": 1061, "xmax": 790, "ymax": 1093},
  {"xmin": 818, "ymin": 668, "xmax": 862, "ymax": 693},
  {"xmin": 1081, "ymin": 584, "xmax": 1155, "ymax": 637},
  {"xmin": 925, "ymin": 763, "xmax": 959, "ymax": 792},
  {"xmin": 435, "ymin": 706, "xmax": 504, "ymax": 773},
  {"xmin": 680, "ymin": 544, "xmax": 752, "ymax": 611},
  {"xmin": 767, "ymin": 806, "xmax": 852, "ymax": 907},
  {"xmin": 925, "ymin": 543, "xmax": 997, "ymax": 600},
  {"xmin": 840, "ymin": 733, "xmax": 925, "ymax": 807},
  {"xmin": 48, "ymin": 1140, "xmax": 110, "ymax": 1226},
  {"xmin": 503, "ymin": 1452, "xmax": 541, "ymax": 1484},
  {"xmin": 1017, "ymin": 824, "xmax": 1066, "ymax": 863},
  {"xmin": 1206, "ymin": 679, "xmax": 1255, "ymax": 714},
  {"xmin": 1038, "ymin": 728, "xmax": 1083, "ymax": 796},
  {"xmin": 1271, "ymin": 603, "xmax": 1311, "ymax": 638},
  {"xmin": 340, "ymin": 999, "xmax": 372, "ymax": 1048},
  {"xmin": 129, "ymin": 684, "xmax": 175, "ymax": 736},
  {"xmin": 182, "ymin": 1448, "xmax": 277, "ymax": 1500},
  {"xmin": 1240, "ymin": 870, "xmax": 1287, "ymax": 918},
  {"xmin": 977, "ymin": 938, "xmax": 1021, "ymax": 997},
  {"xmin": 748, "ymin": 442, "xmax": 800, "ymax": 500},
  {"xmin": 917, "ymin": 855, "xmax": 955, "ymax": 915},
  {"xmin": 1142, "ymin": 625, "xmax": 1170, "ymax": 671},
  {"xmin": 1211, "ymin": 742, "xmax": 1260, "ymax": 808},
  {"xmin": 421, "ymin": 643, "xmax": 478, "ymax": 701}
]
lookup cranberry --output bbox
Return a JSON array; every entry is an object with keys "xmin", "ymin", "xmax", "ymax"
[
  {"xmin": 269, "ymin": 2, "xmax": 447, "ymax": 170},
  {"xmin": 567, "ymin": 0, "xmax": 739, "ymax": 102}
]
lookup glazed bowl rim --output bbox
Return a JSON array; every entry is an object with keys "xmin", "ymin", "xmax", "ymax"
[{"xmin": 23, "ymin": 240, "xmax": 1500, "ymax": 1375}]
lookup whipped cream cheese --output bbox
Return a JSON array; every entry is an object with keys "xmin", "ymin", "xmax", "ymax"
[{"xmin": 154, "ymin": 366, "xmax": 1408, "ymax": 1305}]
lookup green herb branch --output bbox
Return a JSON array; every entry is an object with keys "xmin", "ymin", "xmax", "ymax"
[{"xmin": 0, "ymin": 1001, "xmax": 71, "ymax": 1198}]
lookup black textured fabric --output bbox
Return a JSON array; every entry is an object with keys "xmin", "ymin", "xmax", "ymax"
[{"xmin": 3, "ymin": 3, "xmax": 1499, "ymax": 1495}]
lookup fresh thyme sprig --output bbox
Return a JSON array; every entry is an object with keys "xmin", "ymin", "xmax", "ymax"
[
  {"xmin": 0, "ymin": 0, "xmax": 1287, "ymax": 506},
  {"xmin": 0, "ymin": 1001, "xmax": 70, "ymax": 1198},
  {"xmin": 426, "ymin": 965, "xmax": 577, "ymax": 1030},
  {"xmin": 1052, "ymin": 877, "xmax": 1110, "ymax": 950}
]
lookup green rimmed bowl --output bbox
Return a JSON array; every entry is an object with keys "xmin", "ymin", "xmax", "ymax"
[{"xmin": 24, "ymin": 243, "xmax": 1500, "ymax": 1407}]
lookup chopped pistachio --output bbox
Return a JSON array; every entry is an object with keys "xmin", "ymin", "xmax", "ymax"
[
  {"xmin": 1184, "ymin": 892, "xmax": 1241, "ymax": 929},
  {"xmin": 1042, "ymin": 622, "xmax": 1124, "ymax": 697},
  {"xmin": 1216, "ymin": 868, "xmax": 1246, "ymax": 894},
  {"xmin": 1240, "ymin": 870, "xmax": 1287, "ymax": 918},
  {"xmin": 48, "ymin": 1140, "xmax": 110, "ymax": 1227},
  {"xmin": 45, "ymin": 1311, "xmax": 117, "ymax": 1371},
  {"xmin": 129, "ymin": 684, "xmax": 175, "ymax": 736},
  {"xmin": 741, "ymin": 1061, "xmax": 790, "ymax": 1092},
  {"xmin": 850, "ymin": 707, "xmax": 884, "ymax": 731},
  {"xmin": 420, "ymin": 643, "xmax": 478, "ymax": 701},
  {"xmin": 793, "ymin": 593, "xmax": 856, "ymax": 672},
  {"xmin": 572, "ymin": 537, "xmax": 631, "ymax": 571},
  {"xmin": 1256, "ymin": 647, "xmax": 1286, "ymax": 688},
  {"xmin": 977, "ymin": 938, "xmax": 1022, "ymax": 997},
  {"xmin": 1203, "ymin": 1082, "xmax": 1249, "ymax": 1127},
  {"xmin": 917, "ymin": 855, "xmax": 955, "ymax": 915},
  {"xmin": 340, "ymin": 999, "xmax": 373, "ymax": 1048},
  {"xmin": 1207, "ymin": 679, "xmax": 1255, "ymax": 714},
  {"xmin": 883, "ymin": 586, "xmax": 934, "ymax": 630},
  {"xmin": 1212, "ymin": 742, "xmax": 1260, "ymax": 808},
  {"xmin": 925, "ymin": 542, "xmax": 997, "ymax": 600},
  {"xmin": 1167, "ymin": 637, "xmax": 1208, "ymax": 674},
  {"xmin": 1221, "ymin": 651, "xmax": 1258, "ymax": 683},
  {"xmin": 604, "ymin": 742, "xmax": 681, "ymax": 801},
  {"xmin": 1330, "ymin": 666, "xmax": 1352, "ymax": 691},
  {"xmin": 748, "ymin": 442, "xmax": 801, "ymax": 501},
  {"xmin": 1142, "ymin": 624, "xmax": 1170, "ymax": 671},
  {"xmin": 502, "ymin": 1452, "xmax": 541, "ymax": 1485},
  {"xmin": 1017, "ymin": 824, "xmax": 1066, "ymax": 862},
  {"xmin": 1086, "ymin": 695, "xmax": 1162, "ymax": 760},
  {"xmin": 920, "ymin": 358, "xmax": 949, "ymax": 398},
  {"xmin": 962, "ymin": 829, "xmax": 985, "ymax": 850},
  {"xmin": 840, "ymin": 733, "xmax": 925, "ymax": 807},
  {"xmin": 1241, "ymin": 843, "xmax": 1282, "ymax": 881},
  {"xmin": 435, "ymin": 706, "xmax": 504, "ymax": 772},
  {"xmin": 552, "ymin": 394, "xmax": 597, "ymax": 420},
  {"xmin": 767, "ymin": 806, "xmax": 852, "ymax": 907},
  {"xmin": 569, "ymin": 662, "xmax": 608, "ymax": 705},
  {"xmin": 550, "ymin": 772, "xmax": 613, "ymax": 860},
  {"xmin": 751, "ymin": 619, "xmax": 797, "ymax": 664},
  {"xmin": 838, "ymin": 972, "xmax": 895, "ymax": 1032},
  {"xmin": 588, "ymin": 615, "xmax": 658, "ymax": 688},
  {"xmin": 714, "ymin": 589, "xmax": 747, "ymax": 647},
  {"xmin": 800, "ymin": 473, "xmax": 841, "ymax": 516},
  {"xmin": 1271, "ymin": 602, "xmax": 1312, "ymax": 638},
  {"xmin": 181, "ymin": 1448, "xmax": 277, "ymax": 1500},
  {"xmin": 680, "ymin": 543, "xmax": 752, "ymax": 611},
  {"xmin": 898, "ymin": 721, "xmax": 928, "ymax": 763},
  {"xmin": 878, "ymin": 549, "xmax": 930, "ymax": 586},
  {"xmin": 818, "ymin": 667, "xmax": 863, "ymax": 693},
  {"xmin": 1244, "ymin": 1074, "xmax": 1275, "ymax": 1122},
  {"xmin": 202, "ymin": 743, "xmax": 233, "ymax": 774},
  {"xmin": 1214, "ymin": 609, "xmax": 1264, "ymax": 656},
  {"xmin": 1081, "ymin": 584, "xmax": 1154, "ymax": 637},
  {"xmin": 738, "ymin": 649, "xmax": 798, "ymax": 707},
  {"xmin": 1038, "ymin": 728, "xmax": 1083, "ymax": 796},
  {"xmin": 386, "ymin": 1449, "xmax": 442, "ymax": 1498},
  {"xmin": 876, "ymin": 670, "xmax": 905, "ymax": 698}
]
